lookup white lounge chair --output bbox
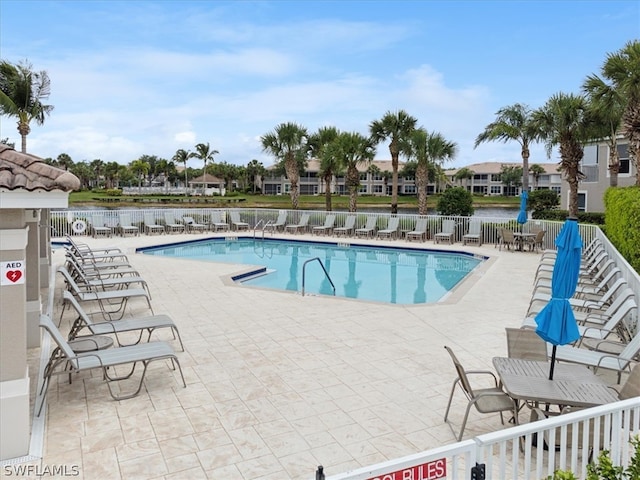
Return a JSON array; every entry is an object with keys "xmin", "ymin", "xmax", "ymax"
[
  {"xmin": 230, "ymin": 211, "xmax": 249, "ymax": 231},
  {"xmin": 334, "ymin": 215, "xmax": 356, "ymax": 237},
  {"xmin": 377, "ymin": 217, "xmax": 400, "ymax": 239},
  {"xmin": 285, "ymin": 213, "xmax": 310, "ymax": 234},
  {"xmin": 164, "ymin": 212, "xmax": 185, "ymax": 233},
  {"xmin": 406, "ymin": 217, "xmax": 428, "ymax": 242},
  {"xmin": 143, "ymin": 213, "xmax": 165, "ymax": 235},
  {"xmin": 37, "ymin": 315, "xmax": 185, "ymax": 416},
  {"xmin": 183, "ymin": 216, "xmax": 208, "ymax": 233},
  {"xmin": 434, "ymin": 220, "xmax": 456, "ymax": 244},
  {"xmin": 462, "ymin": 219, "xmax": 482, "ymax": 246},
  {"xmin": 89, "ymin": 214, "xmax": 113, "ymax": 238},
  {"xmin": 117, "ymin": 213, "xmax": 140, "ymax": 237},
  {"xmin": 312, "ymin": 214, "xmax": 336, "ymax": 235},
  {"xmin": 209, "ymin": 211, "xmax": 230, "ymax": 232},
  {"xmin": 265, "ymin": 210, "xmax": 287, "ymax": 233},
  {"xmin": 63, "ymin": 291, "xmax": 183, "ymax": 351},
  {"xmin": 355, "ymin": 216, "xmax": 378, "ymax": 238}
]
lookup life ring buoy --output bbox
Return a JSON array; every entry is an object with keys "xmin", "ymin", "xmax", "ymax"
[{"xmin": 71, "ymin": 219, "xmax": 87, "ymax": 234}]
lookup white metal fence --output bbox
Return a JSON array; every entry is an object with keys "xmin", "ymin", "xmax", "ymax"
[
  {"xmin": 50, "ymin": 208, "xmax": 600, "ymax": 251},
  {"xmin": 316, "ymin": 398, "xmax": 640, "ymax": 480}
]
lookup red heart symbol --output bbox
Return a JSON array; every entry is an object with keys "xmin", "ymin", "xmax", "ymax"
[{"xmin": 6, "ymin": 270, "xmax": 22, "ymax": 283}]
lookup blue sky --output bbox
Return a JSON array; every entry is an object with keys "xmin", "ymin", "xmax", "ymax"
[{"xmin": 1, "ymin": 0, "xmax": 638, "ymax": 169}]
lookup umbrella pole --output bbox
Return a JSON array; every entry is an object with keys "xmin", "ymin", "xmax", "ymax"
[{"xmin": 549, "ymin": 345, "xmax": 557, "ymax": 380}]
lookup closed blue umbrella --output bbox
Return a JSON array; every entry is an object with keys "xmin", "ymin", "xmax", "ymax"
[
  {"xmin": 517, "ymin": 190, "xmax": 528, "ymax": 226},
  {"xmin": 534, "ymin": 218, "xmax": 582, "ymax": 379}
]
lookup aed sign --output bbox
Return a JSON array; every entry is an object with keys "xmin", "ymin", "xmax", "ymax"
[
  {"xmin": 1, "ymin": 260, "xmax": 25, "ymax": 286},
  {"xmin": 367, "ymin": 459, "xmax": 446, "ymax": 480}
]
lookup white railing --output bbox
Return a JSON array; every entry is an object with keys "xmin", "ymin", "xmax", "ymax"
[
  {"xmin": 316, "ymin": 398, "xmax": 640, "ymax": 480},
  {"xmin": 50, "ymin": 207, "xmax": 599, "ymax": 252}
]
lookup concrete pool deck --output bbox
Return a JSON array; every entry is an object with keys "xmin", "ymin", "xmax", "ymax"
[{"xmin": 25, "ymin": 232, "xmax": 608, "ymax": 479}]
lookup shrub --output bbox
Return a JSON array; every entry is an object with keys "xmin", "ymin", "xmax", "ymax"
[
  {"xmin": 604, "ymin": 186, "xmax": 640, "ymax": 274},
  {"xmin": 104, "ymin": 188, "xmax": 122, "ymax": 196},
  {"xmin": 529, "ymin": 189, "xmax": 560, "ymax": 215},
  {"xmin": 532, "ymin": 209, "xmax": 605, "ymax": 225},
  {"xmin": 437, "ymin": 187, "xmax": 474, "ymax": 216}
]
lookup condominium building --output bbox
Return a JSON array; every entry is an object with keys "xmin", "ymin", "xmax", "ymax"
[
  {"xmin": 563, "ymin": 138, "xmax": 637, "ymax": 213},
  {"xmin": 446, "ymin": 162, "xmax": 562, "ymax": 196}
]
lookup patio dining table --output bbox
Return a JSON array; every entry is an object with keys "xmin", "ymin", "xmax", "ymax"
[
  {"xmin": 513, "ymin": 232, "xmax": 537, "ymax": 251},
  {"xmin": 493, "ymin": 357, "xmax": 619, "ymax": 409}
]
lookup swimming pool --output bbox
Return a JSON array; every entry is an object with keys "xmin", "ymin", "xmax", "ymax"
[{"xmin": 138, "ymin": 238, "xmax": 486, "ymax": 305}]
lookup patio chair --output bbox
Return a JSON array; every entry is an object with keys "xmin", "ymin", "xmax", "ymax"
[
  {"xmin": 163, "ymin": 212, "xmax": 185, "ymax": 233},
  {"xmin": 285, "ymin": 213, "xmax": 310, "ymax": 234},
  {"xmin": 182, "ymin": 216, "xmax": 208, "ymax": 233},
  {"xmin": 376, "ymin": 216, "xmax": 400, "ymax": 239},
  {"xmin": 64, "ymin": 260, "xmax": 151, "ymax": 299},
  {"xmin": 525, "ymin": 229, "xmax": 545, "ymax": 252},
  {"xmin": 230, "ymin": 211, "xmax": 249, "ymax": 231},
  {"xmin": 462, "ymin": 219, "xmax": 483, "ymax": 246},
  {"xmin": 552, "ymin": 327, "xmax": 640, "ymax": 383},
  {"xmin": 498, "ymin": 228, "xmax": 516, "ymax": 251},
  {"xmin": 406, "ymin": 217, "xmax": 428, "ymax": 242},
  {"xmin": 209, "ymin": 211, "xmax": 230, "ymax": 232},
  {"xmin": 434, "ymin": 220, "xmax": 456, "ymax": 245},
  {"xmin": 312, "ymin": 214, "xmax": 336, "ymax": 235},
  {"xmin": 334, "ymin": 214, "xmax": 356, "ymax": 237},
  {"xmin": 58, "ymin": 266, "xmax": 153, "ymax": 321},
  {"xmin": 355, "ymin": 216, "xmax": 378, "ymax": 238},
  {"xmin": 617, "ymin": 363, "xmax": 640, "ymax": 400},
  {"xmin": 265, "ymin": 210, "xmax": 287, "ymax": 233},
  {"xmin": 63, "ymin": 291, "xmax": 183, "ymax": 351},
  {"xmin": 505, "ymin": 327, "xmax": 548, "ymax": 361},
  {"xmin": 143, "ymin": 213, "xmax": 165, "ymax": 235},
  {"xmin": 117, "ymin": 213, "xmax": 140, "ymax": 237},
  {"xmin": 443, "ymin": 345, "xmax": 518, "ymax": 441},
  {"xmin": 37, "ymin": 315, "xmax": 185, "ymax": 416},
  {"xmin": 89, "ymin": 214, "xmax": 113, "ymax": 238}
]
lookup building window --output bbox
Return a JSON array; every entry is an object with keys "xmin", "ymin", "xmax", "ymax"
[
  {"xmin": 617, "ymin": 143, "xmax": 630, "ymax": 175},
  {"xmin": 359, "ymin": 172, "xmax": 367, "ymax": 181},
  {"xmin": 551, "ymin": 186, "xmax": 561, "ymax": 194},
  {"xmin": 373, "ymin": 185, "xmax": 383, "ymax": 193},
  {"xmin": 490, "ymin": 185, "xmax": 501, "ymax": 194},
  {"xmin": 359, "ymin": 185, "xmax": 367, "ymax": 193},
  {"xmin": 404, "ymin": 185, "xmax": 416, "ymax": 194},
  {"xmin": 577, "ymin": 192, "xmax": 586, "ymax": 212},
  {"xmin": 373, "ymin": 174, "xmax": 383, "ymax": 181},
  {"xmin": 490, "ymin": 174, "xmax": 501, "ymax": 182},
  {"xmin": 582, "ymin": 145, "xmax": 598, "ymax": 165}
]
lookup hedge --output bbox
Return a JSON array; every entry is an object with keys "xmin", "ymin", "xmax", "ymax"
[{"xmin": 604, "ymin": 186, "xmax": 640, "ymax": 273}]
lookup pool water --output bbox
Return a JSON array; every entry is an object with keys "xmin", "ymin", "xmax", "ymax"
[{"xmin": 139, "ymin": 238, "xmax": 484, "ymax": 305}]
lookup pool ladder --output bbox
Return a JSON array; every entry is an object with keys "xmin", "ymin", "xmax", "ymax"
[
  {"xmin": 301, "ymin": 257, "xmax": 335, "ymax": 297},
  {"xmin": 253, "ymin": 220, "xmax": 273, "ymax": 240}
]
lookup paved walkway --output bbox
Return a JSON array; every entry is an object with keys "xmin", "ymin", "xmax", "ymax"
[{"xmin": 37, "ymin": 233, "xmax": 547, "ymax": 479}]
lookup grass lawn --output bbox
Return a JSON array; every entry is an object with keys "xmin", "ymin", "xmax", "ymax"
[{"xmin": 69, "ymin": 191, "xmax": 521, "ymax": 209}]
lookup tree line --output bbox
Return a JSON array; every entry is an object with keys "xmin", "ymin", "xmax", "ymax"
[{"xmin": 1, "ymin": 39, "xmax": 638, "ymax": 217}]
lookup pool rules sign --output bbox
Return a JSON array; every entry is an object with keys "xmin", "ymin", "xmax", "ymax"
[{"xmin": 1, "ymin": 260, "xmax": 25, "ymax": 286}]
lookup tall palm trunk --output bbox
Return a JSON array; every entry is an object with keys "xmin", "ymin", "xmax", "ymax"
[
  {"xmin": 284, "ymin": 157, "xmax": 300, "ymax": 209},
  {"xmin": 560, "ymin": 140, "xmax": 583, "ymax": 218},
  {"xmin": 415, "ymin": 163, "xmax": 429, "ymax": 215},
  {"xmin": 324, "ymin": 173, "xmax": 332, "ymax": 211},
  {"xmin": 18, "ymin": 122, "xmax": 30, "ymax": 153},
  {"xmin": 623, "ymin": 108, "xmax": 640, "ymax": 186},
  {"xmin": 389, "ymin": 139, "xmax": 399, "ymax": 214},
  {"xmin": 521, "ymin": 145, "xmax": 530, "ymax": 191},
  {"xmin": 347, "ymin": 167, "xmax": 359, "ymax": 212},
  {"xmin": 608, "ymin": 143, "xmax": 620, "ymax": 188}
]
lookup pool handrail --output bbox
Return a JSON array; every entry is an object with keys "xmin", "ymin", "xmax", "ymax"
[{"xmin": 301, "ymin": 257, "xmax": 336, "ymax": 297}]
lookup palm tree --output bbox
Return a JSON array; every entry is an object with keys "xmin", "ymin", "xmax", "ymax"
[
  {"xmin": 333, "ymin": 132, "xmax": 376, "ymax": 212},
  {"xmin": 194, "ymin": 142, "xmax": 219, "ymax": 189},
  {"xmin": 406, "ymin": 128, "xmax": 458, "ymax": 215},
  {"xmin": 475, "ymin": 103, "xmax": 540, "ymax": 192},
  {"xmin": 0, "ymin": 60, "xmax": 54, "ymax": 153},
  {"xmin": 532, "ymin": 93, "xmax": 594, "ymax": 217},
  {"xmin": 90, "ymin": 159, "xmax": 105, "ymax": 188},
  {"xmin": 261, "ymin": 122, "xmax": 309, "ymax": 209},
  {"xmin": 308, "ymin": 126, "xmax": 340, "ymax": 211},
  {"xmin": 56, "ymin": 153, "xmax": 73, "ymax": 171},
  {"xmin": 529, "ymin": 163, "xmax": 546, "ymax": 190},
  {"xmin": 103, "ymin": 161, "xmax": 121, "ymax": 189},
  {"xmin": 369, "ymin": 110, "xmax": 418, "ymax": 214},
  {"xmin": 592, "ymin": 40, "xmax": 640, "ymax": 186},
  {"xmin": 130, "ymin": 159, "xmax": 150, "ymax": 193},
  {"xmin": 453, "ymin": 167, "xmax": 474, "ymax": 188},
  {"xmin": 172, "ymin": 148, "xmax": 195, "ymax": 195},
  {"xmin": 245, "ymin": 159, "xmax": 266, "ymax": 194}
]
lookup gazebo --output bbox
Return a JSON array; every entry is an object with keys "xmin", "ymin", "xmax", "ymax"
[
  {"xmin": 0, "ymin": 144, "xmax": 80, "ymax": 460},
  {"xmin": 188, "ymin": 173, "xmax": 225, "ymax": 195}
]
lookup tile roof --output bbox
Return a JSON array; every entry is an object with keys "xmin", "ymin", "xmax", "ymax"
[
  {"xmin": 447, "ymin": 161, "xmax": 561, "ymax": 175},
  {"xmin": 0, "ymin": 144, "xmax": 80, "ymax": 192}
]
